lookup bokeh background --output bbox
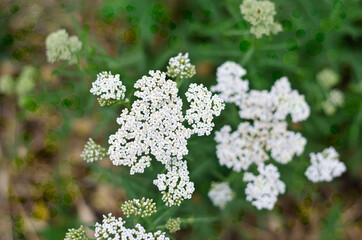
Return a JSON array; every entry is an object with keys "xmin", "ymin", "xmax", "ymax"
[{"xmin": 1, "ymin": 0, "xmax": 362, "ymax": 239}]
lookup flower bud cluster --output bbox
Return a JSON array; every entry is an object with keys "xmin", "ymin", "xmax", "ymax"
[
  {"xmin": 81, "ymin": 138, "xmax": 107, "ymax": 163},
  {"xmin": 166, "ymin": 53, "xmax": 196, "ymax": 79},
  {"xmin": 64, "ymin": 225, "xmax": 88, "ymax": 240},
  {"xmin": 94, "ymin": 213, "xmax": 169, "ymax": 240},
  {"xmin": 121, "ymin": 197, "xmax": 157, "ymax": 218},
  {"xmin": 165, "ymin": 218, "xmax": 181, "ymax": 233}
]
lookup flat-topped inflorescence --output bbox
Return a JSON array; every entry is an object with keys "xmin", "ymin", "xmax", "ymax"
[
  {"xmin": 90, "ymin": 71, "xmax": 127, "ymax": 106},
  {"xmin": 208, "ymin": 182, "xmax": 234, "ymax": 209},
  {"xmin": 243, "ymin": 163, "xmax": 285, "ymax": 210},
  {"xmin": 212, "ymin": 61, "xmax": 309, "ymax": 210},
  {"xmin": 240, "ymin": 0, "xmax": 282, "ymax": 38},
  {"xmin": 108, "ymin": 66, "xmax": 224, "ymax": 206},
  {"xmin": 305, "ymin": 147, "xmax": 346, "ymax": 182},
  {"xmin": 45, "ymin": 29, "xmax": 82, "ymax": 64}
]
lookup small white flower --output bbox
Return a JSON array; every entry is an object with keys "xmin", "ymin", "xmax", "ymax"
[
  {"xmin": 45, "ymin": 29, "xmax": 81, "ymax": 63},
  {"xmin": 305, "ymin": 147, "xmax": 346, "ymax": 183},
  {"xmin": 243, "ymin": 163, "xmax": 285, "ymax": 210},
  {"xmin": 166, "ymin": 52, "xmax": 196, "ymax": 79},
  {"xmin": 185, "ymin": 83, "xmax": 225, "ymax": 136},
  {"xmin": 90, "ymin": 71, "xmax": 126, "ymax": 106},
  {"xmin": 208, "ymin": 182, "xmax": 234, "ymax": 209},
  {"xmin": 64, "ymin": 225, "xmax": 87, "ymax": 240}
]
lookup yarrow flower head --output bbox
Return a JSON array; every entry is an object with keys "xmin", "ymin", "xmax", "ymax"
[
  {"xmin": 185, "ymin": 83, "xmax": 225, "ymax": 136},
  {"xmin": 81, "ymin": 138, "xmax": 107, "ymax": 163},
  {"xmin": 153, "ymin": 159, "xmax": 195, "ymax": 207},
  {"xmin": 45, "ymin": 29, "xmax": 82, "ymax": 64},
  {"xmin": 240, "ymin": 0, "xmax": 282, "ymax": 38},
  {"xmin": 208, "ymin": 182, "xmax": 234, "ymax": 209},
  {"xmin": 64, "ymin": 225, "xmax": 88, "ymax": 240},
  {"xmin": 121, "ymin": 197, "xmax": 157, "ymax": 218},
  {"xmin": 243, "ymin": 163, "xmax": 285, "ymax": 210},
  {"xmin": 210, "ymin": 61, "xmax": 249, "ymax": 104},
  {"xmin": 305, "ymin": 147, "xmax": 346, "ymax": 183},
  {"xmin": 108, "ymin": 67, "xmax": 223, "ymax": 206},
  {"xmin": 90, "ymin": 71, "xmax": 126, "ymax": 106},
  {"xmin": 317, "ymin": 68, "xmax": 339, "ymax": 89},
  {"xmin": 165, "ymin": 218, "xmax": 181, "ymax": 233},
  {"xmin": 213, "ymin": 62, "xmax": 308, "ymax": 210},
  {"xmin": 95, "ymin": 213, "xmax": 169, "ymax": 240},
  {"xmin": 166, "ymin": 53, "xmax": 196, "ymax": 79}
]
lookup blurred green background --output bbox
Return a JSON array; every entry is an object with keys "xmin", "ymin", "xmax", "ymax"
[{"xmin": 0, "ymin": 0, "xmax": 362, "ymax": 239}]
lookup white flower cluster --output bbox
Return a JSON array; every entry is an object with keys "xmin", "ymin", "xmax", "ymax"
[
  {"xmin": 121, "ymin": 197, "xmax": 157, "ymax": 218},
  {"xmin": 153, "ymin": 159, "xmax": 195, "ymax": 207},
  {"xmin": 215, "ymin": 122, "xmax": 306, "ymax": 172},
  {"xmin": 64, "ymin": 225, "xmax": 88, "ymax": 240},
  {"xmin": 166, "ymin": 53, "xmax": 196, "ymax": 79},
  {"xmin": 90, "ymin": 71, "xmax": 126, "ymax": 106},
  {"xmin": 95, "ymin": 213, "xmax": 169, "ymax": 240},
  {"xmin": 317, "ymin": 68, "xmax": 339, "ymax": 89},
  {"xmin": 212, "ymin": 61, "xmax": 310, "ymax": 210},
  {"xmin": 208, "ymin": 182, "xmax": 234, "ymax": 209},
  {"xmin": 243, "ymin": 164, "xmax": 285, "ymax": 210},
  {"xmin": 45, "ymin": 29, "xmax": 82, "ymax": 64},
  {"xmin": 305, "ymin": 147, "xmax": 346, "ymax": 183},
  {"xmin": 185, "ymin": 83, "xmax": 225, "ymax": 136},
  {"xmin": 210, "ymin": 61, "xmax": 249, "ymax": 104},
  {"xmin": 108, "ymin": 68, "xmax": 224, "ymax": 206},
  {"xmin": 240, "ymin": 0, "xmax": 282, "ymax": 38},
  {"xmin": 238, "ymin": 77, "xmax": 310, "ymax": 123},
  {"xmin": 81, "ymin": 138, "xmax": 107, "ymax": 163},
  {"xmin": 322, "ymin": 89, "xmax": 344, "ymax": 116}
]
